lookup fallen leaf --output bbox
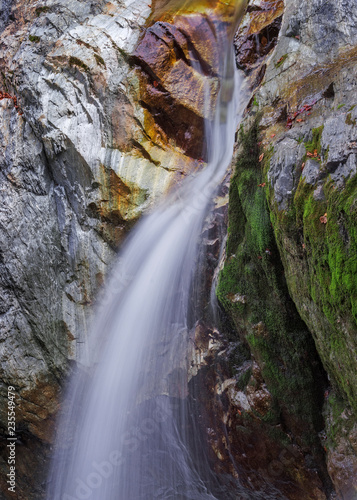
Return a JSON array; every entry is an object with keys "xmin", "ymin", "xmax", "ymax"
[
  {"xmin": 301, "ymin": 162, "xmax": 305, "ymax": 170},
  {"xmin": 296, "ymin": 118, "xmax": 303, "ymax": 123},
  {"xmin": 319, "ymin": 213, "xmax": 327, "ymax": 224},
  {"xmin": 259, "ymin": 153, "xmax": 264, "ymax": 162},
  {"xmin": 153, "ymin": 80, "xmax": 158, "ymax": 88},
  {"xmin": 271, "ymin": 133, "xmax": 276, "ymax": 138}
]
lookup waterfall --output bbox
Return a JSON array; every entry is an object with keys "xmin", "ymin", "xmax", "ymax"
[{"xmin": 46, "ymin": 4, "xmax": 273, "ymax": 499}]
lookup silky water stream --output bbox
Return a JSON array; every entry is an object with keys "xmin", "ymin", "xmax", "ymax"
[{"xmin": 46, "ymin": 3, "xmax": 285, "ymax": 499}]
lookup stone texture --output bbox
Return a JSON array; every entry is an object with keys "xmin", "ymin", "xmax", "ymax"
[
  {"xmin": 0, "ymin": 0, "xmax": 356, "ymax": 498},
  {"xmin": 234, "ymin": 0, "xmax": 283, "ymax": 90},
  {"xmin": 0, "ymin": 0, "xmax": 245, "ymax": 498},
  {"xmin": 227, "ymin": 0, "xmax": 357, "ymax": 496}
]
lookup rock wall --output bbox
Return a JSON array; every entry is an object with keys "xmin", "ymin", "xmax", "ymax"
[
  {"xmin": 0, "ymin": 0, "xmax": 356, "ymax": 498},
  {"xmin": 217, "ymin": 0, "xmax": 357, "ymax": 497},
  {"xmin": 0, "ymin": 0, "xmax": 247, "ymax": 497}
]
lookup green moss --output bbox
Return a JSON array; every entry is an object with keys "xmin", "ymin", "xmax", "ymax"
[
  {"xmin": 270, "ymin": 156, "xmax": 357, "ymax": 414},
  {"xmin": 324, "ymin": 393, "xmax": 346, "ymax": 449},
  {"xmin": 69, "ymin": 56, "xmax": 89, "ymax": 72},
  {"xmin": 275, "ymin": 54, "xmax": 288, "ymax": 68},
  {"xmin": 94, "ymin": 53, "xmax": 106, "ymax": 68},
  {"xmin": 236, "ymin": 367, "xmax": 252, "ymax": 391},
  {"xmin": 29, "ymin": 34, "xmax": 41, "ymax": 43},
  {"xmin": 35, "ymin": 6, "xmax": 49, "ymax": 16},
  {"xmin": 217, "ymin": 121, "xmax": 326, "ymax": 451},
  {"xmin": 304, "ymin": 125, "xmax": 324, "ymax": 156},
  {"xmin": 348, "ymin": 104, "xmax": 356, "ymax": 112},
  {"xmin": 346, "ymin": 113, "xmax": 356, "ymax": 126},
  {"xmin": 337, "ymin": 103, "xmax": 345, "ymax": 110}
]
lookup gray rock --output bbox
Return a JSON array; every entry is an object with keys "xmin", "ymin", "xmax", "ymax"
[
  {"xmin": 302, "ymin": 159, "xmax": 321, "ymax": 185},
  {"xmin": 0, "ymin": 0, "xmax": 14, "ymax": 35},
  {"xmin": 0, "ymin": 0, "xmax": 154, "ymax": 442},
  {"xmin": 313, "ymin": 183, "xmax": 326, "ymax": 201},
  {"xmin": 268, "ymin": 138, "xmax": 305, "ymax": 209},
  {"xmin": 330, "ymin": 153, "xmax": 357, "ymax": 188}
]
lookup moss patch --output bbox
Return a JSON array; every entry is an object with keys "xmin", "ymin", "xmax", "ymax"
[
  {"xmin": 217, "ymin": 121, "xmax": 327, "ymax": 453},
  {"xmin": 69, "ymin": 56, "xmax": 89, "ymax": 72},
  {"xmin": 324, "ymin": 392, "xmax": 346, "ymax": 449},
  {"xmin": 35, "ymin": 6, "xmax": 50, "ymax": 16},
  {"xmin": 29, "ymin": 35, "xmax": 41, "ymax": 43},
  {"xmin": 275, "ymin": 54, "xmax": 288, "ymax": 68},
  {"xmin": 304, "ymin": 125, "xmax": 324, "ymax": 156},
  {"xmin": 346, "ymin": 113, "xmax": 356, "ymax": 126},
  {"xmin": 94, "ymin": 53, "xmax": 106, "ymax": 68},
  {"xmin": 269, "ymin": 150, "xmax": 357, "ymax": 414}
]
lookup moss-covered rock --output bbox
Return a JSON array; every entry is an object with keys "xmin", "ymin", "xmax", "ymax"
[
  {"xmin": 216, "ymin": 119, "xmax": 331, "ymax": 489},
  {"xmin": 232, "ymin": 0, "xmax": 357, "ymax": 494},
  {"xmin": 269, "ymin": 167, "xmax": 357, "ymax": 415}
]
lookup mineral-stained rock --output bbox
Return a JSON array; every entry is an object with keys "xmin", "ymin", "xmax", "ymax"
[
  {"xmin": 234, "ymin": 0, "xmax": 284, "ymax": 88},
  {"xmin": 0, "ymin": 0, "xmax": 248, "ymax": 498}
]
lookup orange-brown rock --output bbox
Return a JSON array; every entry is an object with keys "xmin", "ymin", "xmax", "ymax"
[
  {"xmin": 133, "ymin": 0, "xmax": 247, "ymax": 160},
  {"xmin": 235, "ymin": 0, "xmax": 284, "ymax": 79}
]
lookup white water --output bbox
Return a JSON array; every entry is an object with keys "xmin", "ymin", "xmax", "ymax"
[{"xmin": 46, "ymin": 7, "xmax": 277, "ymax": 500}]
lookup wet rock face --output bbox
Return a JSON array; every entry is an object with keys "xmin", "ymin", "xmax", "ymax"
[
  {"xmin": 188, "ymin": 328, "xmax": 329, "ymax": 499},
  {"xmin": 219, "ymin": 0, "xmax": 357, "ymax": 496},
  {"xmin": 133, "ymin": 19, "xmax": 213, "ymax": 160},
  {"xmin": 260, "ymin": 0, "xmax": 357, "ymax": 413},
  {"xmin": 0, "ymin": 0, "xmax": 245, "ymax": 498},
  {"xmin": 324, "ymin": 401, "xmax": 357, "ymax": 500},
  {"xmin": 0, "ymin": 0, "xmax": 15, "ymax": 34},
  {"xmin": 234, "ymin": 0, "xmax": 283, "ymax": 88},
  {"xmin": 132, "ymin": 1, "xmax": 245, "ymax": 160}
]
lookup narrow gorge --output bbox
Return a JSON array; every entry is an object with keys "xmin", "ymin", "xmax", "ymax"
[{"xmin": 0, "ymin": 0, "xmax": 356, "ymax": 499}]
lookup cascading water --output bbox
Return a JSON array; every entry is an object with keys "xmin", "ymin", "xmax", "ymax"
[{"xmin": 46, "ymin": 3, "xmax": 283, "ymax": 499}]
